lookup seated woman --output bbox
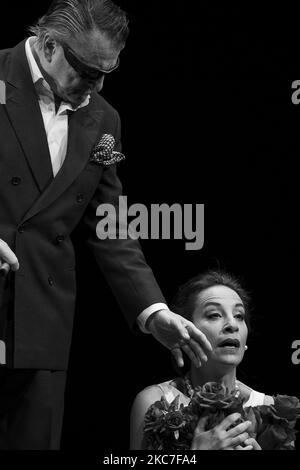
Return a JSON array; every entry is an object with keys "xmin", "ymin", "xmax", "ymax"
[{"xmin": 130, "ymin": 269, "xmax": 276, "ymax": 450}]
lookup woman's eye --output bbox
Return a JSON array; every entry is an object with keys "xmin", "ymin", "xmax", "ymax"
[
  {"xmin": 207, "ymin": 312, "xmax": 221, "ymax": 319},
  {"xmin": 235, "ymin": 313, "xmax": 245, "ymax": 321}
]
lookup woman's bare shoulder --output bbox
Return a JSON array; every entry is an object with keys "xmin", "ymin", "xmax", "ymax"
[
  {"xmin": 136, "ymin": 384, "xmax": 164, "ymax": 402},
  {"xmin": 130, "ymin": 385, "xmax": 166, "ymax": 450},
  {"xmin": 131, "ymin": 384, "xmax": 165, "ymax": 414}
]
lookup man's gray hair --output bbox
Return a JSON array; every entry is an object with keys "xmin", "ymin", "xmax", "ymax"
[{"xmin": 28, "ymin": 0, "xmax": 129, "ymax": 49}]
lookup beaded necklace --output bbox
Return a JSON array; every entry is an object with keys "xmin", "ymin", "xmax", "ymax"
[{"xmin": 183, "ymin": 373, "xmax": 241, "ymax": 399}]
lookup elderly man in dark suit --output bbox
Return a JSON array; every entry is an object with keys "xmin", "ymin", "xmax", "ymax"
[{"xmin": 0, "ymin": 0, "xmax": 211, "ymax": 449}]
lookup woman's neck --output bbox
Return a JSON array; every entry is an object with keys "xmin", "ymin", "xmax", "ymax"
[{"xmin": 190, "ymin": 365, "xmax": 237, "ymax": 393}]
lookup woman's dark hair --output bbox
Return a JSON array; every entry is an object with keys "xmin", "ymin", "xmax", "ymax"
[
  {"xmin": 171, "ymin": 269, "xmax": 251, "ymax": 327},
  {"xmin": 170, "ymin": 269, "xmax": 252, "ymax": 375}
]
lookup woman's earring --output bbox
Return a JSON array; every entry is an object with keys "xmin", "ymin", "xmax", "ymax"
[{"xmin": 244, "ymin": 345, "xmax": 248, "ymax": 351}]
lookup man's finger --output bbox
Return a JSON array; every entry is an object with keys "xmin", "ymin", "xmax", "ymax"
[
  {"xmin": 0, "ymin": 262, "xmax": 10, "ymax": 275},
  {"xmin": 188, "ymin": 338, "xmax": 208, "ymax": 363},
  {"xmin": 171, "ymin": 347, "xmax": 184, "ymax": 368},
  {"xmin": 0, "ymin": 239, "xmax": 19, "ymax": 271},
  {"xmin": 182, "ymin": 343, "xmax": 201, "ymax": 368},
  {"xmin": 185, "ymin": 321, "xmax": 212, "ymax": 352},
  {"xmin": 172, "ymin": 317, "xmax": 190, "ymax": 342}
]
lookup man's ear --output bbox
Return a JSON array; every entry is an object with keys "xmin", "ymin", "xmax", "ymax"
[{"xmin": 43, "ymin": 35, "xmax": 57, "ymax": 62}]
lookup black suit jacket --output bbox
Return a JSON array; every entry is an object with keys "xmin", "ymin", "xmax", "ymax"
[{"xmin": 0, "ymin": 40, "xmax": 165, "ymax": 370}]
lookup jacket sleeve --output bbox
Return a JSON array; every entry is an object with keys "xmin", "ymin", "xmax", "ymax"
[{"xmin": 78, "ymin": 110, "xmax": 166, "ymax": 329}]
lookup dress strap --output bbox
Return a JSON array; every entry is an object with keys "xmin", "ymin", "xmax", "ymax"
[
  {"xmin": 236, "ymin": 380, "xmax": 266, "ymax": 407},
  {"xmin": 156, "ymin": 381, "xmax": 178, "ymax": 403},
  {"xmin": 243, "ymin": 389, "xmax": 265, "ymax": 407}
]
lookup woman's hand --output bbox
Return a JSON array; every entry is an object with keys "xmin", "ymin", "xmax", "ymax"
[
  {"xmin": 235, "ymin": 438, "xmax": 262, "ymax": 450},
  {"xmin": 191, "ymin": 413, "xmax": 252, "ymax": 450}
]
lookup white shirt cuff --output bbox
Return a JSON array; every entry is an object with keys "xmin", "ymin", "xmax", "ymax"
[{"xmin": 137, "ymin": 303, "xmax": 169, "ymax": 334}]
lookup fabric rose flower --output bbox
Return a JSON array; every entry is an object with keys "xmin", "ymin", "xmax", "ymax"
[
  {"xmin": 243, "ymin": 395, "xmax": 300, "ymax": 449},
  {"xmin": 164, "ymin": 411, "xmax": 186, "ymax": 431},
  {"xmin": 273, "ymin": 395, "xmax": 300, "ymax": 422},
  {"xmin": 188, "ymin": 381, "xmax": 245, "ymax": 430},
  {"xmin": 143, "ymin": 382, "xmax": 300, "ymax": 450}
]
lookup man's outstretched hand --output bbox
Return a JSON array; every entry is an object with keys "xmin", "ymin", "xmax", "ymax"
[
  {"xmin": 146, "ymin": 309, "xmax": 212, "ymax": 368},
  {"xmin": 0, "ymin": 239, "xmax": 19, "ymax": 274}
]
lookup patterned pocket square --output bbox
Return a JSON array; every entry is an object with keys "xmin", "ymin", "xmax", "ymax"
[{"xmin": 90, "ymin": 134, "xmax": 126, "ymax": 167}]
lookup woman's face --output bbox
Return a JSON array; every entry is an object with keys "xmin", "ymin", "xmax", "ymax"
[{"xmin": 192, "ymin": 285, "xmax": 248, "ymax": 367}]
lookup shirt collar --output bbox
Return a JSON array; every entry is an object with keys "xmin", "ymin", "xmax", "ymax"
[{"xmin": 25, "ymin": 37, "xmax": 90, "ymax": 112}]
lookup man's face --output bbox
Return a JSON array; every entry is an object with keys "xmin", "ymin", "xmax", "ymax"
[{"xmin": 39, "ymin": 29, "xmax": 121, "ymax": 107}]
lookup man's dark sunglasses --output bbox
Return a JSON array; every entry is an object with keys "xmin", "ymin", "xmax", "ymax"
[{"xmin": 61, "ymin": 43, "xmax": 120, "ymax": 81}]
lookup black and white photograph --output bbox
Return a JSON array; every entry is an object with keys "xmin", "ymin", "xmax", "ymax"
[{"xmin": 0, "ymin": 0, "xmax": 299, "ymax": 463}]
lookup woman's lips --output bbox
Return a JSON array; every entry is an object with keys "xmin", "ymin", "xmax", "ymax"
[{"xmin": 217, "ymin": 338, "xmax": 240, "ymax": 348}]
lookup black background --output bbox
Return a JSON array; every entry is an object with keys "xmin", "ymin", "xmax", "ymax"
[{"xmin": 1, "ymin": 1, "xmax": 300, "ymax": 452}]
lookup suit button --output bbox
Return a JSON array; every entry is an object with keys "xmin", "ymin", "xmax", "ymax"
[
  {"xmin": 18, "ymin": 225, "xmax": 26, "ymax": 234},
  {"xmin": 76, "ymin": 193, "xmax": 84, "ymax": 203},
  {"xmin": 56, "ymin": 235, "xmax": 65, "ymax": 244},
  {"xmin": 48, "ymin": 277, "xmax": 54, "ymax": 287},
  {"xmin": 11, "ymin": 177, "xmax": 21, "ymax": 186}
]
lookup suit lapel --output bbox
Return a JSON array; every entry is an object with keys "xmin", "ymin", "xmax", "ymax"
[
  {"xmin": 3, "ymin": 40, "xmax": 105, "ymax": 222},
  {"xmin": 4, "ymin": 40, "xmax": 53, "ymax": 193},
  {"xmin": 22, "ymin": 105, "xmax": 104, "ymax": 222}
]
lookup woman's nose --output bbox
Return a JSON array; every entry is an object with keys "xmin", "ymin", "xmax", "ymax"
[{"xmin": 223, "ymin": 319, "xmax": 239, "ymax": 333}]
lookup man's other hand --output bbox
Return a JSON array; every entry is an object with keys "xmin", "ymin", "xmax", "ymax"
[{"xmin": 0, "ymin": 239, "xmax": 19, "ymax": 273}]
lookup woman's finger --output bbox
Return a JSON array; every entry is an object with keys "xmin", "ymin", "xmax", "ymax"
[
  {"xmin": 218, "ymin": 413, "xmax": 241, "ymax": 431},
  {"xmin": 244, "ymin": 438, "xmax": 261, "ymax": 450},
  {"xmin": 195, "ymin": 416, "xmax": 209, "ymax": 433},
  {"xmin": 230, "ymin": 432, "xmax": 249, "ymax": 447},
  {"xmin": 226, "ymin": 420, "xmax": 251, "ymax": 438}
]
